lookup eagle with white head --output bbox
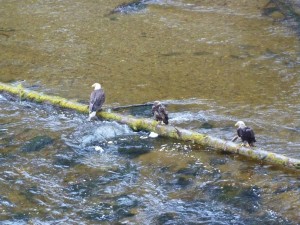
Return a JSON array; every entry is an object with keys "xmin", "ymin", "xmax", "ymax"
[
  {"xmin": 232, "ymin": 121, "xmax": 256, "ymax": 147},
  {"xmin": 88, "ymin": 83, "xmax": 105, "ymax": 121}
]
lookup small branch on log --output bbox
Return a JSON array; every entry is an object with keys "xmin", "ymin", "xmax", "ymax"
[{"xmin": 110, "ymin": 103, "xmax": 153, "ymax": 111}]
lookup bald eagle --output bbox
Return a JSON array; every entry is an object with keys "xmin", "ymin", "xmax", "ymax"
[
  {"xmin": 152, "ymin": 101, "xmax": 169, "ymax": 125},
  {"xmin": 232, "ymin": 121, "xmax": 256, "ymax": 147},
  {"xmin": 88, "ymin": 83, "xmax": 105, "ymax": 121}
]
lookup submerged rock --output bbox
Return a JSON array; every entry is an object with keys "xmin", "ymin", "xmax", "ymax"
[
  {"xmin": 0, "ymin": 195, "xmax": 15, "ymax": 208},
  {"xmin": 82, "ymin": 202, "xmax": 114, "ymax": 222},
  {"xmin": 118, "ymin": 145, "xmax": 151, "ymax": 156},
  {"xmin": 20, "ymin": 185, "xmax": 42, "ymax": 202},
  {"xmin": 209, "ymin": 157, "xmax": 229, "ymax": 166},
  {"xmin": 117, "ymin": 136, "xmax": 153, "ymax": 156},
  {"xmin": 53, "ymin": 153, "xmax": 78, "ymax": 168},
  {"xmin": 176, "ymin": 164, "xmax": 205, "ymax": 177},
  {"xmin": 21, "ymin": 135, "xmax": 54, "ymax": 152},
  {"xmin": 176, "ymin": 176, "xmax": 193, "ymax": 187},
  {"xmin": 201, "ymin": 122, "xmax": 213, "ymax": 129},
  {"xmin": 110, "ymin": 0, "xmax": 150, "ymax": 15},
  {"xmin": 152, "ymin": 212, "xmax": 181, "ymax": 225},
  {"xmin": 114, "ymin": 195, "xmax": 139, "ymax": 209},
  {"xmin": 201, "ymin": 183, "xmax": 261, "ymax": 213},
  {"xmin": 82, "ymin": 195, "xmax": 139, "ymax": 222},
  {"xmin": 66, "ymin": 181, "xmax": 97, "ymax": 198},
  {"xmin": 113, "ymin": 195, "xmax": 139, "ymax": 218}
]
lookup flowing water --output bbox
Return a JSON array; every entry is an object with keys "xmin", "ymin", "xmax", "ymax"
[{"xmin": 1, "ymin": 0, "xmax": 300, "ymax": 224}]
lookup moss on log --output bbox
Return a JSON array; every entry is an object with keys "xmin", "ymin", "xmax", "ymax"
[{"xmin": 1, "ymin": 81, "xmax": 300, "ymax": 171}]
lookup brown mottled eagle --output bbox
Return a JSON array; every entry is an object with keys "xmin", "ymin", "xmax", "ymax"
[
  {"xmin": 232, "ymin": 121, "xmax": 256, "ymax": 147},
  {"xmin": 88, "ymin": 83, "xmax": 105, "ymax": 121},
  {"xmin": 152, "ymin": 101, "xmax": 169, "ymax": 125}
]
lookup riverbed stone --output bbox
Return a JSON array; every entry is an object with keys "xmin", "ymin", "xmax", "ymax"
[
  {"xmin": 118, "ymin": 146, "xmax": 151, "ymax": 156},
  {"xmin": 21, "ymin": 135, "xmax": 53, "ymax": 152},
  {"xmin": 110, "ymin": 0, "xmax": 148, "ymax": 15},
  {"xmin": 0, "ymin": 195, "xmax": 15, "ymax": 208},
  {"xmin": 152, "ymin": 212, "xmax": 181, "ymax": 225},
  {"xmin": 82, "ymin": 202, "xmax": 114, "ymax": 222},
  {"xmin": 176, "ymin": 163, "xmax": 206, "ymax": 177},
  {"xmin": 176, "ymin": 176, "xmax": 193, "ymax": 187},
  {"xmin": 113, "ymin": 195, "xmax": 139, "ymax": 218},
  {"xmin": 209, "ymin": 157, "xmax": 229, "ymax": 166},
  {"xmin": 117, "ymin": 137, "xmax": 152, "ymax": 156},
  {"xmin": 53, "ymin": 153, "xmax": 78, "ymax": 168},
  {"xmin": 201, "ymin": 122, "xmax": 213, "ymax": 129},
  {"xmin": 201, "ymin": 183, "xmax": 261, "ymax": 213}
]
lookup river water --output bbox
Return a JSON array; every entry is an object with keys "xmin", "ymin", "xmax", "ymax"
[{"xmin": 1, "ymin": 0, "xmax": 300, "ymax": 224}]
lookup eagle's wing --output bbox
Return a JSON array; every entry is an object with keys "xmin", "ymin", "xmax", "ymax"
[
  {"xmin": 89, "ymin": 91, "xmax": 97, "ymax": 112},
  {"xmin": 248, "ymin": 128, "xmax": 256, "ymax": 141},
  {"xmin": 89, "ymin": 90, "xmax": 105, "ymax": 112},
  {"xmin": 151, "ymin": 105, "xmax": 156, "ymax": 115},
  {"xmin": 237, "ymin": 128, "xmax": 243, "ymax": 137},
  {"xmin": 98, "ymin": 91, "xmax": 105, "ymax": 108},
  {"xmin": 160, "ymin": 106, "xmax": 169, "ymax": 124}
]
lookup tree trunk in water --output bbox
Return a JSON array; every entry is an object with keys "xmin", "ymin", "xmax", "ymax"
[{"xmin": 1, "ymin": 81, "xmax": 300, "ymax": 171}]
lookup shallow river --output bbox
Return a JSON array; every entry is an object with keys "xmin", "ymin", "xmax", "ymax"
[{"xmin": 1, "ymin": 0, "xmax": 300, "ymax": 224}]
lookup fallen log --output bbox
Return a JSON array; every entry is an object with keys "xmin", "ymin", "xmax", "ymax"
[{"xmin": 0, "ymin": 81, "xmax": 300, "ymax": 171}]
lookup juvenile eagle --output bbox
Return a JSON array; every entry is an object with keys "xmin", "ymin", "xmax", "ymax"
[
  {"xmin": 88, "ymin": 83, "xmax": 105, "ymax": 121},
  {"xmin": 152, "ymin": 101, "xmax": 169, "ymax": 125},
  {"xmin": 232, "ymin": 121, "xmax": 256, "ymax": 147}
]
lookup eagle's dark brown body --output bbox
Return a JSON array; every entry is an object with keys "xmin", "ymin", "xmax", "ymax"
[
  {"xmin": 152, "ymin": 102, "xmax": 168, "ymax": 125},
  {"xmin": 237, "ymin": 126, "xmax": 256, "ymax": 146},
  {"xmin": 89, "ymin": 89, "xmax": 105, "ymax": 113}
]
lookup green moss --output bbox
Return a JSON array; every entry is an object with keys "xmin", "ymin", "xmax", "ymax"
[
  {"xmin": 187, "ymin": 133, "xmax": 206, "ymax": 144},
  {"xmin": 130, "ymin": 119, "xmax": 145, "ymax": 131},
  {"xmin": 26, "ymin": 92, "xmax": 42, "ymax": 103},
  {"xmin": 99, "ymin": 112, "xmax": 123, "ymax": 121},
  {"xmin": 246, "ymin": 149, "xmax": 255, "ymax": 157},
  {"xmin": 268, "ymin": 153, "xmax": 286, "ymax": 165},
  {"xmin": 0, "ymin": 83, "xmax": 19, "ymax": 95},
  {"xmin": 168, "ymin": 130, "xmax": 179, "ymax": 139},
  {"xmin": 151, "ymin": 120, "xmax": 159, "ymax": 128}
]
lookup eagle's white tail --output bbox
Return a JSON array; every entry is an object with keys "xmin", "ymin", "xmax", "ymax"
[{"xmin": 88, "ymin": 111, "xmax": 97, "ymax": 121}]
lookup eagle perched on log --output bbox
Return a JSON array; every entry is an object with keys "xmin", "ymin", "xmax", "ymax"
[
  {"xmin": 152, "ymin": 101, "xmax": 169, "ymax": 125},
  {"xmin": 88, "ymin": 83, "xmax": 105, "ymax": 121},
  {"xmin": 232, "ymin": 121, "xmax": 256, "ymax": 147}
]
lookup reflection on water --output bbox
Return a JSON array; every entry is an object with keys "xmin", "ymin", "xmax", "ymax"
[{"xmin": 1, "ymin": 0, "xmax": 300, "ymax": 224}]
